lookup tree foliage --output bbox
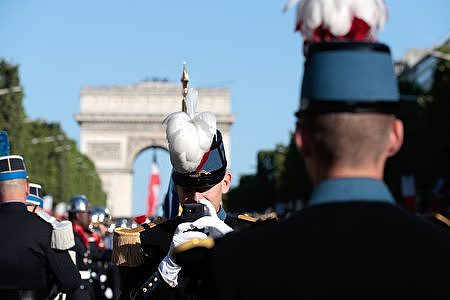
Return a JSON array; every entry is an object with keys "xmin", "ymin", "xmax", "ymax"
[
  {"xmin": 228, "ymin": 44, "xmax": 450, "ymax": 215},
  {"xmin": 279, "ymin": 133, "xmax": 313, "ymax": 205},
  {"xmin": 385, "ymin": 44, "xmax": 450, "ymax": 213},
  {"xmin": 225, "ymin": 140, "xmax": 313, "ymax": 214},
  {"xmin": 0, "ymin": 60, "xmax": 26, "ymax": 152},
  {"xmin": 0, "ymin": 59, "xmax": 106, "ymax": 207},
  {"xmin": 225, "ymin": 145, "xmax": 288, "ymax": 213}
]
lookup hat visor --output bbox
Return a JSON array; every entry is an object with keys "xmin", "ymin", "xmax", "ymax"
[
  {"xmin": 172, "ymin": 168, "xmax": 226, "ymax": 189},
  {"xmin": 26, "ymin": 195, "xmax": 43, "ymax": 208}
]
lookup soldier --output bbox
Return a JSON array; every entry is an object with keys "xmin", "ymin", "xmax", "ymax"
[
  {"xmin": 115, "ymin": 87, "xmax": 262, "ymax": 300},
  {"xmin": 25, "ymin": 183, "xmax": 44, "ymax": 213},
  {"xmin": 91, "ymin": 206, "xmax": 114, "ymax": 250},
  {"xmin": 68, "ymin": 195, "xmax": 112, "ymax": 300},
  {"xmin": 0, "ymin": 147, "xmax": 83, "ymax": 298},
  {"xmin": 25, "ymin": 182, "xmax": 78, "ymax": 299},
  {"xmin": 91, "ymin": 206, "xmax": 120, "ymax": 300},
  {"xmin": 194, "ymin": 0, "xmax": 450, "ymax": 298},
  {"xmin": 26, "ymin": 182, "xmax": 76, "ymax": 254}
]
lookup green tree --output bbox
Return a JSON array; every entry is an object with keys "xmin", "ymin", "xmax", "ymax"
[
  {"xmin": 225, "ymin": 144, "xmax": 287, "ymax": 213},
  {"xmin": 0, "ymin": 59, "xmax": 106, "ymax": 207},
  {"xmin": 0, "ymin": 60, "xmax": 25, "ymax": 152},
  {"xmin": 279, "ymin": 133, "xmax": 313, "ymax": 206},
  {"xmin": 386, "ymin": 44, "xmax": 450, "ymax": 213},
  {"xmin": 20, "ymin": 120, "xmax": 106, "ymax": 205},
  {"xmin": 421, "ymin": 45, "xmax": 450, "ymax": 211}
]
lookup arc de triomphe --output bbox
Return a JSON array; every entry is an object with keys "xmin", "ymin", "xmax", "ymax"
[{"xmin": 75, "ymin": 81, "xmax": 234, "ymax": 217}]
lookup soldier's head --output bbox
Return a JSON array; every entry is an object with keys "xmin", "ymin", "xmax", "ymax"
[
  {"xmin": 25, "ymin": 183, "xmax": 44, "ymax": 213},
  {"xmin": 90, "ymin": 206, "xmax": 112, "ymax": 236},
  {"xmin": 164, "ymin": 88, "xmax": 231, "ymax": 212},
  {"xmin": 172, "ymin": 130, "xmax": 231, "ymax": 213},
  {"xmin": 68, "ymin": 194, "xmax": 91, "ymax": 229},
  {"xmin": 294, "ymin": 42, "xmax": 403, "ymax": 184},
  {"xmin": 0, "ymin": 155, "xmax": 29, "ymax": 203}
]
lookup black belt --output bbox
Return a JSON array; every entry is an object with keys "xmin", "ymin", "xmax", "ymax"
[{"xmin": 0, "ymin": 289, "xmax": 49, "ymax": 300}]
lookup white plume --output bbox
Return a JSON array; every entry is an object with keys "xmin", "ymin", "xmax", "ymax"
[
  {"xmin": 163, "ymin": 88, "xmax": 216, "ymax": 173},
  {"xmin": 284, "ymin": 0, "xmax": 387, "ymax": 42},
  {"xmin": 185, "ymin": 88, "xmax": 198, "ymax": 119}
]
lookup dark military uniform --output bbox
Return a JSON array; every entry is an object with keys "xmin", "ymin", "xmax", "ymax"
[
  {"xmin": 119, "ymin": 212, "xmax": 258, "ymax": 300},
  {"xmin": 192, "ymin": 38, "xmax": 450, "ymax": 298},
  {"xmin": 0, "ymin": 202, "xmax": 82, "ymax": 299},
  {"xmin": 199, "ymin": 179, "xmax": 450, "ymax": 299},
  {"xmin": 72, "ymin": 225, "xmax": 112, "ymax": 299},
  {"xmin": 72, "ymin": 227, "xmax": 112, "ymax": 272},
  {"xmin": 68, "ymin": 194, "xmax": 114, "ymax": 299}
]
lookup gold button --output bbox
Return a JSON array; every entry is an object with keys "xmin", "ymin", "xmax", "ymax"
[
  {"xmin": 148, "ymin": 283, "xmax": 153, "ymax": 287},
  {"xmin": 142, "ymin": 288, "xmax": 147, "ymax": 292},
  {"xmin": 153, "ymin": 277, "xmax": 158, "ymax": 282}
]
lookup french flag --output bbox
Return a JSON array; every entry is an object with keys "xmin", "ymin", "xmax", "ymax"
[{"xmin": 146, "ymin": 159, "xmax": 161, "ymax": 217}]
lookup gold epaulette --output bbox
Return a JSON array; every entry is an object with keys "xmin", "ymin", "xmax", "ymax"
[
  {"xmin": 112, "ymin": 227, "xmax": 145, "ymax": 267},
  {"xmin": 238, "ymin": 212, "xmax": 278, "ymax": 222},
  {"xmin": 428, "ymin": 213, "xmax": 450, "ymax": 227},
  {"xmin": 237, "ymin": 214, "xmax": 257, "ymax": 222},
  {"xmin": 173, "ymin": 237, "xmax": 215, "ymax": 255},
  {"xmin": 111, "ymin": 217, "xmax": 167, "ymax": 267}
]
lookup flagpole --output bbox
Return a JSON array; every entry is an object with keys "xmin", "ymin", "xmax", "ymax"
[
  {"xmin": 152, "ymin": 150, "xmax": 157, "ymax": 164},
  {"xmin": 170, "ymin": 63, "xmax": 189, "ymax": 217}
]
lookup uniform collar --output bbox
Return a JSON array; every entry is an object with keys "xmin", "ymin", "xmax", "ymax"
[
  {"xmin": 217, "ymin": 206, "xmax": 227, "ymax": 221},
  {"xmin": 308, "ymin": 177, "xmax": 395, "ymax": 207},
  {"xmin": 0, "ymin": 200, "xmax": 25, "ymax": 204},
  {"xmin": 0, "ymin": 201, "xmax": 27, "ymax": 212}
]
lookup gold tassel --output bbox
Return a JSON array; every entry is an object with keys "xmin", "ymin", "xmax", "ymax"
[
  {"xmin": 112, "ymin": 227, "xmax": 146, "ymax": 267},
  {"xmin": 111, "ymin": 218, "xmax": 167, "ymax": 267}
]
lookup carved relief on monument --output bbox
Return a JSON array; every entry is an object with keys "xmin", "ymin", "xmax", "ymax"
[
  {"xmin": 77, "ymin": 120, "xmax": 166, "ymax": 131},
  {"xmin": 87, "ymin": 142, "xmax": 121, "ymax": 160},
  {"xmin": 127, "ymin": 136, "xmax": 168, "ymax": 167},
  {"xmin": 127, "ymin": 137, "xmax": 151, "ymax": 156}
]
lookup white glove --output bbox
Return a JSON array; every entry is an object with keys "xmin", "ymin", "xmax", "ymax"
[
  {"xmin": 158, "ymin": 199, "xmax": 233, "ymax": 287},
  {"xmin": 158, "ymin": 224, "xmax": 207, "ymax": 287},
  {"xmin": 189, "ymin": 199, "xmax": 234, "ymax": 239}
]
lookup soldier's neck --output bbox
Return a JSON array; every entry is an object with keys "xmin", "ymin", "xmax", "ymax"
[{"xmin": 314, "ymin": 165, "xmax": 384, "ymax": 185}]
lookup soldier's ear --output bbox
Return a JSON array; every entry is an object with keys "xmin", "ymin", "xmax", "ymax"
[
  {"xmin": 295, "ymin": 122, "xmax": 312, "ymax": 156},
  {"xmin": 221, "ymin": 172, "xmax": 232, "ymax": 194},
  {"xmin": 386, "ymin": 118, "xmax": 404, "ymax": 157},
  {"xmin": 24, "ymin": 180, "xmax": 29, "ymax": 196}
]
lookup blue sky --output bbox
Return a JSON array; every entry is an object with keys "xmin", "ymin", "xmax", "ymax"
[{"xmin": 1, "ymin": 1, "xmax": 449, "ymax": 216}]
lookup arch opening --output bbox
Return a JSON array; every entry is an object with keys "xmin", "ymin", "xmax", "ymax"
[{"xmin": 132, "ymin": 146, "xmax": 171, "ymax": 217}]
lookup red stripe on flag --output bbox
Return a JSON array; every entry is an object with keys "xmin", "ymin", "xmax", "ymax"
[{"xmin": 146, "ymin": 162, "xmax": 161, "ymax": 217}]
